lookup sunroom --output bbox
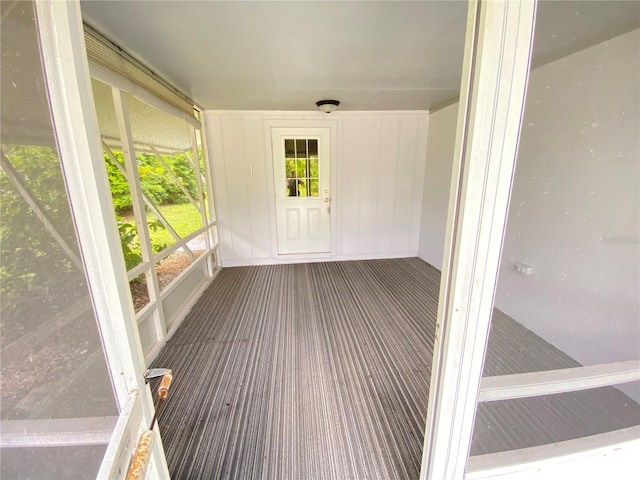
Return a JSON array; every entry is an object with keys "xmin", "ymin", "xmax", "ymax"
[{"xmin": 1, "ymin": 1, "xmax": 639, "ymax": 479}]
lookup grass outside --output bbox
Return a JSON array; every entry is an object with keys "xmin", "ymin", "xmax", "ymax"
[{"xmin": 122, "ymin": 202, "xmax": 203, "ymax": 247}]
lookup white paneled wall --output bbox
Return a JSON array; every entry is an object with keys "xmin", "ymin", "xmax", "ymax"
[{"xmin": 205, "ymin": 111, "xmax": 428, "ymax": 266}]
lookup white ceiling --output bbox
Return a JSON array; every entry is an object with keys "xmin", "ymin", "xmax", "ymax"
[{"xmin": 80, "ymin": 1, "xmax": 640, "ymax": 112}]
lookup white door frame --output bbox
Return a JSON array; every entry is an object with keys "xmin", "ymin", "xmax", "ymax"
[
  {"xmin": 263, "ymin": 118, "xmax": 338, "ymax": 261},
  {"xmin": 419, "ymin": 1, "xmax": 537, "ymax": 477},
  {"xmin": 36, "ymin": 1, "xmax": 169, "ymax": 477},
  {"xmin": 271, "ymin": 127, "xmax": 331, "ymax": 255}
]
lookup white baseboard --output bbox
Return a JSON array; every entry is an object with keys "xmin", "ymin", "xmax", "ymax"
[{"xmin": 220, "ymin": 252, "xmax": 418, "ymax": 268}]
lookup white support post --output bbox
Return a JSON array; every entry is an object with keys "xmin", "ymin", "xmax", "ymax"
[
  {"xmin": 189, "ymin": 124, "xmax": 215, "ymax": 271},
  {"xmin": 195, "ymin": 111, "xmax": 221, "ymax": 272},
  {"xmin": 189, "ymin": 129, "xmax": 208, "ymax": 228},
  {"xmin": 112, "ymin": 87, "xmax": 168, "ymax": 345},
  {"xmin": 419, "ymin": 1, "xmax": 537, "ymax": 479}
]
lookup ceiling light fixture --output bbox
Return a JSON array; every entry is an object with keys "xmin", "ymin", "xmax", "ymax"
[{"xmin": 316, "ymin": 100, "xmax": 340, "ymax": 113}]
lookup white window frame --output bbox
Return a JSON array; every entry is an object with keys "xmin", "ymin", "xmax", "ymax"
[
  {"xmin": 419, "ymin": 1, "xmax": 640, "ymax": 479},
  {"xmin": 87, "ymin": 41, "xmax": 222, "ymax": 362}
]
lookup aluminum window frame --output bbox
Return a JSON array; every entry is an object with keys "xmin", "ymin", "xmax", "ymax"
[
  {"xmin": 90, "ymin": 67, "xmax": 221, "ymax": 359},
  {"xmin": 33, "ymin": 1, "xmax": 169, "ymax": 476}
]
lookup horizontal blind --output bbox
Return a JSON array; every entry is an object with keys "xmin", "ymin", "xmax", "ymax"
[{"xmin": 84, "ymin": 25, "xmax": 196, "ymax": 118}]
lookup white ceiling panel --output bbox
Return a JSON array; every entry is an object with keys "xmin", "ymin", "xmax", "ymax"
[
  {"xmin": 267, "ymin": 32, "xmax": 463, "ymax": 91},
  {"xmin": 80, "ymin": 0, "xmax": 639, "ymax": 112}
]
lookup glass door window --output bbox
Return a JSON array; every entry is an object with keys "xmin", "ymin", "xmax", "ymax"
[{"xmin": 284, "ymin": 138, "xmax": 319, "ymax": 198}]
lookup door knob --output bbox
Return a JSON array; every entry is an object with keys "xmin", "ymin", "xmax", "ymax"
[{"xmin": 324, "ymin": 198, "xmax": 330, "ymax": 203}]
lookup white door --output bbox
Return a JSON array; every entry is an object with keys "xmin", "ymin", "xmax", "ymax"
[{"xmin": 272, "ymin": 128, "xmax": 331, "ymax": 254}]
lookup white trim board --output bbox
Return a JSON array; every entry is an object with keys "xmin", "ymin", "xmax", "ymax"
[
  {"xmin": 220, "ymin": 252, "xmax": 419, "ymax": 268},
  {"xmin": 479, "ymin": 360, "xmax": 640, "ymax": 402},
  {"xmin": 419, "ymin": 1, "xmax": 537, "ymax": 478},
  {"xmin": 466, "ymin": 425, "xmax": 640, "ymax": 480},
  {"xmin": 205, "ymin": 110, "xmax": 429, "ymax": 117}
]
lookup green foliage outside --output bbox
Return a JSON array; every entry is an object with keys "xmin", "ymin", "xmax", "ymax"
[
  {"xmin": 105, "ymin": 158, "xmax": 131, "ymax": 211},
  {"xmin": 1, "ymin": 145, "xmax": 86, "ymax": 332},
  {"xmin": 147, "ymin": 203, "xmax": 202, "ymax": 246},
  {"xmin": 0, "ymin": 144, "xmax": 204, "ymax": 336},
  {"xmin": 285, "ymin": 158, "xmax": 319, "ymax": 196},
  {"xmin": 105, "ymin": 151, "xmax": 199, "ymax": 214},
  {"xmin": 116, "ymin": 216, "xmax": 167, "ymax": 271},
  {"xmin": 119, "ymin": 203, "xmax": 202, "ymax": 269},
  {"xmin": 105, "ymin": 150, "xmax": 203, "ymax": 271}
]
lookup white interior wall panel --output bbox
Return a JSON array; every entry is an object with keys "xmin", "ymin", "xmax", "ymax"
[
  {"xmin": 358, "ymin": 116, "xmax": 382, "ymax": 254},
  {"xmin": 417, "ymin": 103, "xmax": 458, "ymax": 268},
  {"xmin": 495, "ymin": 29, "xmax": 640, "ymax": 377},
  {"xmin": 138, "ymin": 314, "xmax": 157, "ymax": 357},
  {"xmin": 242, "ymin": 115, "xmax": 272, "ymax": 259},
  {"xmin": 377, "ymin": 117, "xmax": 402, "ymax": 253},
  {"xmin": 206, "ymin": 114, "xmax": 235, "ymax": 262},
  {"xmin": 205, "ymin": 111, "xmax": 428, "ymax": 265},
  {"xmin": 399, "ymin": 115, "xmax": 429, "ymax": 253},
  {"xmin": 337, "ymin": 116, "xmax": 363, "ymax": 255},
  {"xmin": 220, "ymin": 116, "xmax": 254, "ymax": 260},
  {"xmin": 416, "ymin": 29, "xmax": 640, "ymax": 400}
]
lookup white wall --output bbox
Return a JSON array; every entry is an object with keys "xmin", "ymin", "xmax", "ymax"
[
  {"xmin": 495, "ymin": 29, "xmax": 640, "ymax": 368},
  {"xmin": 417, "ymin": 103, "xmax": 458, "ymax": 269},
  {"xmin": 417, "ymin": 30, "xmax": 640, "ymax": 386},
  {"xmin": 204, "ymin": 111, "xmax": 428, "ymax": 266}
]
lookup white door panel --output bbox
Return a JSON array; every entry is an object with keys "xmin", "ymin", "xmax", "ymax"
[{"xmin": 272, "ymin": 128, "xmax": 331, "ymax": 254}]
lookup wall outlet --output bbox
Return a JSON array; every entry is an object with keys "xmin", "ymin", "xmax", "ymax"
[{"xmin": 515, "ymin": 263, "xmax": 534, "ymax": 275}]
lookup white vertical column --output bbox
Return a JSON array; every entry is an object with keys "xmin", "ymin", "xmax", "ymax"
[
  {"xmin": 196, "ymin": 110, "xmax": 221, "ymax": 271},
  {"xmin": 420, "ymin": 1, "xmax": 537, "ymax": 479}
]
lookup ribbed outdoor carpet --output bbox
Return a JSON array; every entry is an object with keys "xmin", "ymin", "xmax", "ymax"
[{"xmin": 152, "ymin": 258, "xmax": 639, "ymax": 479}]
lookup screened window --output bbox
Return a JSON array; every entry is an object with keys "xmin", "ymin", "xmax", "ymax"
[{"xmin": 1, "ymin": 2, "xmax": 118, "ymax": 477}]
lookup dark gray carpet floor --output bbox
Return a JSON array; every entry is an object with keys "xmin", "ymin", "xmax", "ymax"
[{"xmin": 152, "ymin": 258, "xmax": 639, "ymax": 479}]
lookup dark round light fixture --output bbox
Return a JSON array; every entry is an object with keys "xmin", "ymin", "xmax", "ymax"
[{"xmin": 316, "ymin": 100, "xmax": 340, "ymax": 113}]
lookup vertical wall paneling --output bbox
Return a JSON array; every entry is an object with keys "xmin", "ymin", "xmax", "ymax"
[
  {"xmin": 376, "ymin": 116, "xmax": 401, "ymax": 253},
  {"xmin": 359, "ymin": 116, "xmax": 382, "ymax": 254},
  {"xmin": 411, "ymin": 115, "xmax": 429, "ymax": 252},
  {"xmin": 394, "ymin": 115, "xmax": 420, "ymax": 252},
  {"xmin": 221, "ymin": 116, "xmax": 253, "ymax": 259},
  {"xmin": 242, "ymin": 115, "xmax": 271, "ymax": 258},
  {"xmin": 205, "ymin": 111, "xmax": 428, "ymax": 265},
  {"xmin": 207, "ymin": 114, "xmax": 235, "ymax": 261},
  {"xmin": 339, "ymin": 116, "xmax": 363, "ymax": 255}
]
